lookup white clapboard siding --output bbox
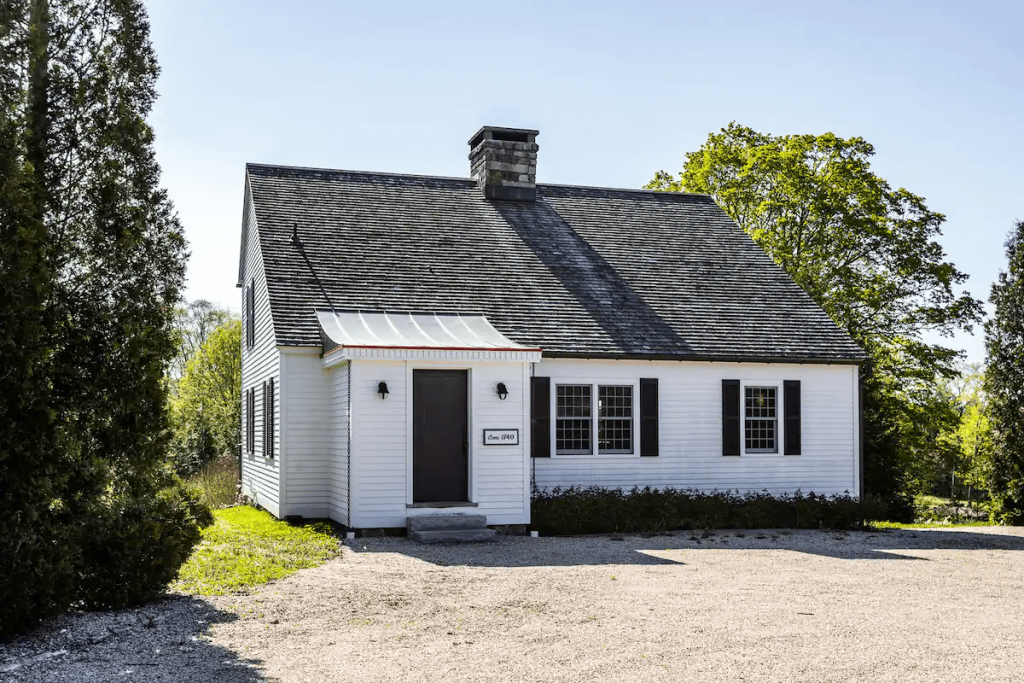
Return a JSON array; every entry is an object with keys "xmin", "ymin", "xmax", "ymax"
[
  {"xmin": 328, "ymin": 361, "xmax": 350, "ymax": 526},
  {"xmin": 239, "ymin": 181, "xmax": 281, "ymax": 516},
  {"xmin": 349, "ymin": 360, "xmax": 530, "ymax": 529},
  {"xmin": 279, "ymin": 350, "xmax": 332, "ymax": 518},
  {"xmin": 533, "ymin": 359, "xmax": 859, "ymax": 496}
]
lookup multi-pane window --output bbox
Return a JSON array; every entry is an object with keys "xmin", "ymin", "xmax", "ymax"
[
  {"xmin": 556, "ymin": 385, "xmax": 592, "ymax": 454},
  {"xmin": 598, "ymin": 386, "xmax": 633, "ymax": 453},
  {"xmin": 744, "ymin": 386, "xmax": 777, "ymax": 452},
  {"xmin": 556, "ymin": 384, "xmax": 635, "ymax": 455}
]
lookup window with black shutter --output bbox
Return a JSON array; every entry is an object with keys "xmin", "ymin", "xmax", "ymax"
[{"xmin": 640, "ymin": 378, "xmax": 658, "ymax": 456}]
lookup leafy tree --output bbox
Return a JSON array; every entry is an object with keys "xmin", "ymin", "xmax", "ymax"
[
  {"xmin": 0, "ymin": 0, "xmax": 211, "ymax": 635},
  {"xmin": 956, "ymin": 372, "xmax": 993, "ymax": 504},
  {"xmin": 922, "ymin": 362, "xmax": 992, "ymax": 502},
  {"xmin": 172, "ymin": 320, "xmax": 242, "ymax": 476},
  {"xmin": 985, "ymin": 220, "xmax": 1024, "ymax": 524},
  {"xmin": 171, "ymin": 299, "xmax": 235, "ymax": 379},
  {"xmin": 648, "ymin": 124, "xmax": 984, "ymax": 518}
]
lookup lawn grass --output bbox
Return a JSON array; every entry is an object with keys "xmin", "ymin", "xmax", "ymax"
[{"xmin": 172, "ymin": 506, "xmax": 341, "ymax": 596}]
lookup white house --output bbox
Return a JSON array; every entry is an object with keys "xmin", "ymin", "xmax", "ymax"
[{"xmin": 236, "ymin": 126, "xmax": 866, "ymax": 531}]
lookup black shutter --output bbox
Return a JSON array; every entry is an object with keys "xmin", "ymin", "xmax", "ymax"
[
  {"xmin": 784, "ymin": 380, "xmax": 801, "ymax": 455},
  {"xmin": 250, "ymin": 388, "xmax": 255, "ymax": 455},
  {"xmin": 241, "ymin": 287, "xmax": 247, "ymax": 348},
  {"xmin": 531, "ymin": 376, "xmax": 550, "ymax": 457},
  {"xmin": 247, "ymin": 282, "xmax": 255, "ymax": 347},
  {"xmin": 247, "ymin": 388, "xmax": 255, "ymax": 455},
  {"xmin": 722, "ymin": 379, "xmax": 741, "ymax": 456},
  {"xmin": 640, "ymin": 378, "xmax": 658, "ymax": 456},
  {"xmin": 267, "ymin": 378, "xmax": 275, "ymax": 458}
]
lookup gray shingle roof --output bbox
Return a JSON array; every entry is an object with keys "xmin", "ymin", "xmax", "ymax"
[{"xmin": 243, "ymin": 163, "xmax": 866, "ymax": 363}]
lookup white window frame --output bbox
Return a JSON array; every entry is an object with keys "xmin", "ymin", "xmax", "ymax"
[
  {"xmin": 551, "ymin": 379, "xmax": 640, "ymax": 458},
  {"xmin": 740, "ymin": 379, "xmax": 785, "ymax": 457}
]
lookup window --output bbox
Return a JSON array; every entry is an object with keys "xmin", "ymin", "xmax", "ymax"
[
  {"xmin": 556, "ymin": 385, "xmax": 592, "ymax": 454},
  {"xmin": 555, "ymin": 383, "xmax": 636, "ymax": 455},
  {"xmin": 744, "ymin": 386, "xmax": 777, "ymax": 453},
  {"xmin": 598, "ymin": 385, "xmax": 633, "ymax": 453}
]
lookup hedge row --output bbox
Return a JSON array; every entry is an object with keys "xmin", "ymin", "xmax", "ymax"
[{"xmin": 530, "ymin": 486, "xmax": 887, "ymax": 535}]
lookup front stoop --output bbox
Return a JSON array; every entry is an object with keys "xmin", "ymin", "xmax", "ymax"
[{"xmin": 407, "ymin": 514, "xmax": 496, "ymax": 543}]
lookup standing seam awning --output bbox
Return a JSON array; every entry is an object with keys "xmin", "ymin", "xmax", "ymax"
[{"xmin": 316, "ymin": 310, "xmax": 540, "ymax": 355}]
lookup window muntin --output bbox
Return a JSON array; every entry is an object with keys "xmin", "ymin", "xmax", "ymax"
[
  {"xmin": 556, "ymin": 384, "xmax": 592, "ymax": 454},
  {"xmin": 744, "ymin": 386, "xmax": 777, "ymax": 453},
  {"xmin": 555, "ymin": 383, "xmax": 636, "ymax": 455},
  {"xmin": 598, "ymin": 385, "xmax": 633, "ymax": 454}
]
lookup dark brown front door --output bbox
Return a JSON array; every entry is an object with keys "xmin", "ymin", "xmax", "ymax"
[{"xmin": 413, "ymin": 370, "xmax": 469, "ymax": 503}]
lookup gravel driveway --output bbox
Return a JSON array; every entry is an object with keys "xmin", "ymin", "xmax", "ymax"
[{"xmin": 4, "ymin": 527, "xmax": 1024, "ymax": 682}]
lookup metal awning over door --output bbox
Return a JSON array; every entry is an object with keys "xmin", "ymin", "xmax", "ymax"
[{"xmin": 317, "ymin": 310, "xmax": 542, "ymax": 363}]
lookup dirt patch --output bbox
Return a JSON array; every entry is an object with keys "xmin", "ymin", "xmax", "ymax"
[{"xmin": 5, "ymin": 527, "xmax": 1024, "ymax": 682}]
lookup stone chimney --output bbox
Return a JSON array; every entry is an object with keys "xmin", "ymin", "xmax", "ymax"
[{"xmin": 468, "ymin": 126, "xmax": 539, "ymax": 201}]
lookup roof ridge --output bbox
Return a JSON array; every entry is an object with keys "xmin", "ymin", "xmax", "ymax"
[
  {"xmin": 246, "ymin": 163, "xmax": 474, "ymax": 184},
  {"xmin": 538, "ymin": 181, "xmax": 710, "ymax": 199},
  {"xmin": 246, "ymin": 162, "xmax": 711, "ymax": 199}
]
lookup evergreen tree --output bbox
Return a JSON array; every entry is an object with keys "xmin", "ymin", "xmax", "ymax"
[
  {"xmin": 0, "ymin": 0, "xmax": 210, "ymax": 635},
  {"xmin": 985, "ymin": 220, "xmax": 1024, "ymax": 524},
  {"xmin": 0, "ymin": 0, "xmax": 77, "ymax": 632}
]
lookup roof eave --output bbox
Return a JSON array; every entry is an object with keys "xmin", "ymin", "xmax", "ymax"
[{"xmin": 541, "ymin": 351, "xmax": 867, "ymax": 365}]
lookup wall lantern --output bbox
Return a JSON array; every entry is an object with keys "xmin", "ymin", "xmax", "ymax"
[
  {"xmin": 496, "ymin": 382, "xmax": 509, "ymax": 400},
  {"xmin": 378, "ymin": 381, "xmax": 389, "ymax": 399}
]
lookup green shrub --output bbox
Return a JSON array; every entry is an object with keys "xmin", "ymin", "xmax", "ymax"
[
  {"xmin": 77, "ymin": 472, "xmax": 214, "ymax": 610},
  {"xmin": 188, "ymin": 454, "xmax": 239, "ymax": 509},
  {"xmin": 531, "ymin": 486, "xmax": 888, "ymax": 535}
]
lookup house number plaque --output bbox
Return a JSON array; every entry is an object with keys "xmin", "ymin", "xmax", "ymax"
[{"xmin": 483, "ymin": 429, "xmax": 519, "ymax": 446}]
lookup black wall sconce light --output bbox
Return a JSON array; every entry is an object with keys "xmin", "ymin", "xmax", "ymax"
[
  {"xmin": 496, "ymin": 382, "xmax": 509, "ymax": 400},
  {"xmin": 378, "ymin": 381, "xmax": 389, "ymax": 399}
]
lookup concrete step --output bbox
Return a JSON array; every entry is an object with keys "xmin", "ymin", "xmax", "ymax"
[
  {"xmin": 410, "ymin": 528, "xmax": 497, "ymax": 544},
  {"xmin": 407, "ymin": 514, "xmax": 487, "ymax": 533}
]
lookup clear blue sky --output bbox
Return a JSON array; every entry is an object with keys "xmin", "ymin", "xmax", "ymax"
[{"xmin": 147, "ymin": 0, "xmax": 1023, "ymax": 362}]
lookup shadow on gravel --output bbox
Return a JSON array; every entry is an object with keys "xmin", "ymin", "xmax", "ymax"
[
  {"xmin": 348, "ymin": 528, "xmax": 1024, "ymax": 567},
  {"xmin": 349, "ymin": 536, "xmax": 687, "ymax": 567},
  {"xmin": 680, "ymin": 528, "xmax": 1024, "ymax": 561},
  {"xmin": 0, "ymin": 595, "xmax": 264, "ymax": 682}
]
